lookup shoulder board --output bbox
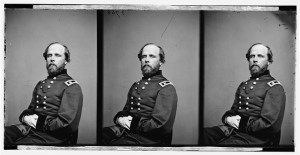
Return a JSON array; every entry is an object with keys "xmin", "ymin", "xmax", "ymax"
[
  {"xmin": 65, "ymin": 80, "xmax": 79, "ymax": 86},
  {"xmin": 267, "ymin": 80, "xmax": 281, "ymax": 87},
  {"xmin": 159, "ymin": 81, "xmax": 173, "ymax": 87}
]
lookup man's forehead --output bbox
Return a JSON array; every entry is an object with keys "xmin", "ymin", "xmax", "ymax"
[
  {"xmin": 48, "ymin": 43, "xmax": 65, "ymax": 53},
  {"xmin": 142, "ymin": 44, "xmax": 160, "ymax": 55},
  {"xmin": 250, "ymin": 44, "xmax": 268, "ymax": 55}
]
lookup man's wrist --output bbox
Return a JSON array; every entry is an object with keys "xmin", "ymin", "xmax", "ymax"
[{"xmin": 225, "ymin": 116, "xmax": 228, "ymax": 124}]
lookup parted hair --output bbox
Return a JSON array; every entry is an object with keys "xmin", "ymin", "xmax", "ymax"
[
  {"xmin": 245, "ymin": 43, "xmax": 273, "ymax": 63},
  {"xmin": 137, "ymin": 43, "xmax": 166, "ymax": 63},
  {"xmin": 43, "ymin": 42, "xmax": 71, "ymax": 62}
]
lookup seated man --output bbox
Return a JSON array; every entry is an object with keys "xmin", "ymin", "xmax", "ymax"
[
  {"xmin": 102, "ymin": 43, "xmax": 178, "ymax": 146},
  {"xmin": 203, "ymin": 43, "xmax": 286, "ymax": 146},
  {"xmin": 5, "ymin": 42, "xmax": 83, "ymax": 145}
]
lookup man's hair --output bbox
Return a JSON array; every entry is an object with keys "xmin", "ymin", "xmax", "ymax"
[
  {"xmin": 43, "ymin": 42, "xmax": 71, "ymax": 62},
  {"xmin": 245, "ymin": 43, "xmax": 273, "ymax": 63},
  {"xmin": 137, "ymin": 43, "xmax": 166, "ymax": 63}
]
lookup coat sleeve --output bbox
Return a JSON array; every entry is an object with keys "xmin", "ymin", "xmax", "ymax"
[
  {"xmin": 113, "ymin": 84, "xmax": 134, "ymax": 124},
  {"xmin": 19, "ymin": 81, "xmax": 41, "ymax": 123},
  {"xmin": 221, "ymin": 82, "xmax": 243, "ymax": 124},
  {"xmin": 130, "ymin": 85, "xmax": 178, "ymax": 136},
  {"xmin": 240, "ymin": 85, "xmax": 286, "ymax": 135},
  {"xmin": 35, "ymin": 84, "xmax": 83, "ymax": 133}
]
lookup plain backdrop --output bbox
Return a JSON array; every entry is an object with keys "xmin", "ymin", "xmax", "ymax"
[
  {"xmin": 4, "ymin": 10, "xmax": 97, "ymax": 145},
  {"xmin": 204, "ymin": 11, "xmax": 295, "ymax": 145},
  {"xmin": 102, "ymin": 10, "xmax": 200, "ymax": 145},
  {"xmin": 4, "ymin": 9, "xmax": 295, "ymax": 146}
]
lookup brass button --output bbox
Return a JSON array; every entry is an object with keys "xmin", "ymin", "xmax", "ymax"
[
  {"xmin": 239, "ymin": 101, "xmax": 241, "ymax": 104},
  {"xmin": 247, "ymin": 97, "xmax": 249, "ymax": 100},
  {"xmin": 48, "ymin": 85, "xmax": 51, "ymax": 89},
  {"xmin": 138, "ymin": 97, "xmax": 141, "ymax": 100},
  {"xmin": 36, "ymin": 95, "xmax": 39, "ymax": 98},
  {"xmin": 246, "ymin": 102, "xmax": 249, "ymax": 105},
  {"xmin": 239, "ymin": 107, "xmax": 241, "ymax": 109},
  {"xmin": 36, "ymin": 106, "xmax": 39, "ymax": 108},
  {"xmin": 253, "ymin": 82, "xmax": 256, "ymax": 85},
  {"xmin": 131, "ymin": 107, "xmax": 133, "ymax": 110},
  {"xmin": 40, "ymin": 86, "xmax": 43, "ymax": 89},
  {"xmin": 145, "ymin": 82, "xmax": 148, "ymax": 85},
  {"xmin": 256, "ymin": 78, "xmax": 259, "ymax": 80},
  {"xmin": 246, "ymin": 107, "xmax": 249, "ymax": 110},
  {"xmin": 142, "ymin": 87, "xmax": 145, "ymax": 90},
  {"xmin": 250, "ymin": 86, "xmax": 253, "ymax": 89},
  {"xmin": 43, "ymin": 101, "xmax": 46, "ymax": 104},
  {"xmin": 138, "ymin": 108, "xmax": 140, "ymax": 111},
  {"xmin": 239, "ymin": 96, "xmax": 241, "ymax": 99},
  {"xmin": 148, "ymin": 78, "xmax": 151, "ymax": 81},
  {"xmin": 243, "ymin": 87, "xmax": 245, "ymax": 90},
  {"xmin": 131, "ymin": 102, "xmax": 133, "ymax": 104},
  {"xmin": 36, "ymin": 100, "xmax": 39, "ymax": 103},
  {"xmin": 137, "ymin": 103, "xmax": 140, "ymax": 105},
  {"xmin": 53, "ymin": 77, "xmax": 57, "ymax": 80},
  {"xmin": 43, "ymin": 107, "xmax": 46, "ymax": 109},
  {"xmin": 131, "ymin": 97, "xmax": 133, "ymax": 99},
  {"xmin": 50, "ymin": 81, "xmax": 54, "ymax": 84}
]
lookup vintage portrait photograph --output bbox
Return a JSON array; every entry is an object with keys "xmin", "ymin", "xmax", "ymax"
[{"xmin": 1, "ymin": 1, "xmax": 297, "ymax": 154}]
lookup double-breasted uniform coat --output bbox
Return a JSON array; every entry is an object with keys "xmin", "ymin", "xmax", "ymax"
[
  {"xmin": 204, "ymin": 70, "xmax": 286, "ymax": 146},
  {"xmin": 103, "ymin": 70, "xmax": 177, "ymax": 145},
  {"xmin": 5, "ymin": 69, "xmax": 83, "ymax": 145}
]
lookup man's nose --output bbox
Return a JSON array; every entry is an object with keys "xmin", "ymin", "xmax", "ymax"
[
  {"xmin": 144, "ymin": 57, "xmax": 150, "ymax": 63},
  {"xmin": 49, "ymin": 56, "xmax": 55, "ymax": 62},
  {"xmin": 252, "ymin": 57, "xmax": 258, "ymax": 63}
]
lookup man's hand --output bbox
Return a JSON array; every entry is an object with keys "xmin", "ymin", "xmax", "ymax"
[
  {"xmin": 117, "ymin": 116, "xmax": 133, "ymax": 130},
  {"xmin": 23, "ymin": 114, "xmax": 38, "ymax": 128},
  {"xmin": 225, "ymin": 115, "xmax": 241, "ymax": 129}
]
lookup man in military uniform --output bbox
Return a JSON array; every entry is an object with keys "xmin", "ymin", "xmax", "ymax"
[
  {"xmin": 203, "ymin": 43, "xmax": 286, "ymax": 146},
  {"xmin": 102, "ymin": 43, "xmax": 177, "ymax": 146},
  {"xmin": 5, "ymin": 42, "xmax": 83, "ymax": 145}
]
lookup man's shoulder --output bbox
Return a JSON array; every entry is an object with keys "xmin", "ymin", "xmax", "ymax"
[
  {"xmin": 158, "ymin": 80, "xmax": 174, "ymax": 88},
  {"xmin": 267, "ymin": 79, "xmax": 282, "ymax": 88},
  {"xmin": 64, "ymin": 79, "xmax": 80, "ymax": 87}
]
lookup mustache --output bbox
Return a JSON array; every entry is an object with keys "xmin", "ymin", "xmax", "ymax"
[
  {"xmin": 250, "ymin": 64, "xmax": 259, "ymax": 69},
  {"xmin": 142, "ymin": 64, "xmax": 151, "ymax": 69},
  {"xmin": 47, "ymin": 63, "xmax": 57, "ymax": 68}
]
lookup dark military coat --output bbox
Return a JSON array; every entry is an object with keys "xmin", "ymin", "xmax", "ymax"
[
  {"xmin": 18, "ymin": 69, "xmax": 83, "ymax": 142},
  {"xmin": 112, "ymin": 70, "xmax": 178, "ymax": 144},
  {"xmin": 220, "ymin": 70, "xmax": 286, "ymax": 145}
]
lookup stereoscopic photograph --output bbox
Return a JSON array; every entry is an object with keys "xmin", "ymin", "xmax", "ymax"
[{"xmin": 3, "ymin": 4, "xmax": 296, "ymax": 152}]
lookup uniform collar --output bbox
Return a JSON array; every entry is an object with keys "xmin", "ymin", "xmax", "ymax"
[
  {"xmin": 142, "ymin": 70, "xmax": 162, "ymax": 80},
  {"xmin": 250, "ymin": 70, "xmax": 270, "ymax": 79},
  {"xmin": 47, "ymin": 69, "xmax": 68, "ymax": 78}
]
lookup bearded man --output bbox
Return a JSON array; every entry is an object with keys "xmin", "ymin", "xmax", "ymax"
[
  {"xmin": 202, "ymin": 43, "xmax": 286, "ymax": 146},
  {"xmin": 4, "ymin": 42, "xmax": 83, "ymax": 146},
  {"xmin": 102, "ymin": 43, "xmax": 178, "ymax": 146}
]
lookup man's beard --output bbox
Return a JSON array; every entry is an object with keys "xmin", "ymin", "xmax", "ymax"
[
  {"xmin": 249, "ymin": 64, "xmax": 268, "ymax": 78},
  {"xmin": 47, "ymin": 63, "xmax": 65, "ymax": 77},
  {"xmin": 141, "ymin": 64, "xmax": 160, "ymax": 78}
]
